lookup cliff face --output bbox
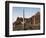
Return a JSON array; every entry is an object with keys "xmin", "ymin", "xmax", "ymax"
[{"xmin": 13, "ymin": 12, "xmax": 40, "ymax": 31}]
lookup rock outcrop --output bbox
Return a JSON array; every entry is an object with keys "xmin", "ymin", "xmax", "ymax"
[{"xmin": 13, "ymin": 12, "xmax": 40, "ymax": 31}]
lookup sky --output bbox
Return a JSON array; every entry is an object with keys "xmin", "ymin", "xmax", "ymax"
[{"xmin": 12, "ymin": 7, "xmax": 40, "ymax": 22}]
